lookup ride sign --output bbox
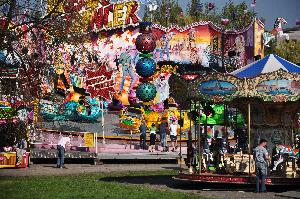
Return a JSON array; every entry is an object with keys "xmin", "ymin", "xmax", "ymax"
[
  {"xmin": 48, "ymin": 0, "xmax": 140, "ymax": 31},
  {"xmin": 90, "ymin": 0, "xmax": 140, "ymax": 31}
]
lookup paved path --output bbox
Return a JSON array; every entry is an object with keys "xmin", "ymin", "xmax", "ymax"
[
  {"xmin": 0, "ymin": 164, "xmax": 179, "ymax": 177},
  {"xmin": 1, "ymin": 164, "xmax": 299, "ymax": 199}
]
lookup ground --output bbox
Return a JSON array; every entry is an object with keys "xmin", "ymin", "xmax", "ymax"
[{"xmin": 1, "ymin": 164, "xmax": 300, "ymax": 199}]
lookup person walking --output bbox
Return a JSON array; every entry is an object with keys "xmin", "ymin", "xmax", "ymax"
[
  {"xmin": 169, "ymin": 120, "xmax": 178, "ymax": 152},
  {"xmin": 15, "ymin": 138, "xmax": 27, "ymax": 166},
  {"xmin": 160, "ymin": 121, "xmax": 168, "ymax": 152},
  {"xmin": 57, "ymin": 134, "xmax": 71, "ymax": 168},
  {"xmin": 139, "ymin": 121, "xmax": 147, "ymax": 150},
  {"xmin": 149, "ymin": 123, "xmax": 157, "ymax": 152},
  {"xmin": 254, "ymin": 139, "xmax": 270, "ymax": 193}
]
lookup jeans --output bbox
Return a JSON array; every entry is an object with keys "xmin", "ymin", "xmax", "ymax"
[
  {"xmin": 256, "ymin": 162, "xmax": 267, "ymax": 192},
  {"xmin": 160, "ymin": 133, "xmax": 167, "ymax": 147},
  {"xmin": 140, "ymin": 133, "xmax": 146, "ymax": 150},
  {"xmin": 57, "ymin": 145, "xmax": 65, "ymax": 167},
  {"xmin": 119, "ymin": 66, "xmax": 135, "ymax": 93}
]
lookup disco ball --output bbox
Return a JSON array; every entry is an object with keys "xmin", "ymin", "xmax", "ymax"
[
  {"xmin": 135, "ymin": 57, "xmax": 156, "ymax": 77},
  {"xmin": 136, "ymin": 82, "xmax": 157, "ymax": 102},
  {"xmin": 135, "ymin": 33, "xmax": 156, "ymax": 53}
]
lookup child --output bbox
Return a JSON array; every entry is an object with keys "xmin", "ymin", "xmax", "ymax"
[
  {"xmin": 169, "ymin": 120, "xmax": 178, "ymax": 152},
  {"xmin": 149, "ymin": 123, "xmax": 156, "ymax": 152}
]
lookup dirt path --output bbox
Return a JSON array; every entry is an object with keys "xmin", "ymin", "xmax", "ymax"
[{"xmin": 1, "ymin": 164, "xmax": 299, "ymax": 199}]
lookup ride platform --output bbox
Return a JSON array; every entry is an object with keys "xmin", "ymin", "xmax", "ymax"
[{"xmin": 174, "ymin": 172, "xmax": 300, "ymax": 186}]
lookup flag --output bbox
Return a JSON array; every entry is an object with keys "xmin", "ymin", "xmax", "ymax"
[{"xmin": 221, "ymin": 18, "xmax": 230, "ymax": 26}]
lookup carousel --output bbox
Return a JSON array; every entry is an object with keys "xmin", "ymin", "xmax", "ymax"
[{"xmin": 171, "ymin": 54, "xmax": 300, "ymax": 185}]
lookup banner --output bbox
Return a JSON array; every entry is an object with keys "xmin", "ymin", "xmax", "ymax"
[
  {"xmin": 254, "ymin": 19, "xmax": 265, "ymax": 58},
  {"xmin": 48, "ymin": 0, "xmax": 140, "ymax": 31},
  {"xmin": 84, "ymin": 133, "xmax": 95, "ymax": 147}
]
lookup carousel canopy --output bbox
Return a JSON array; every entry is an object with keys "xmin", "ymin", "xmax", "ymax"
[{"xmin": 231, "ymin": 54, "xmax": 300, "ymax": 78}]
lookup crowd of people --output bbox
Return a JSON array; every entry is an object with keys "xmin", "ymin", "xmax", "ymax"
[{"xmin": 139, "ymin": 120, "xmax": 178, "ymax": 152}]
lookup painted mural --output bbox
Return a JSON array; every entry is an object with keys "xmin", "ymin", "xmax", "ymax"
[
  {"xmin": 199, "ymin": 80, "xmax": 236, "ymax": 95},
  {"xmin": 36, "ymin": 18, "xmax": 262, "ymax": 126},
  {"xmin": 256, "ymin": 79, "xmax": 300, "ymax": 95},
  {"xmin": 152, "ymin": 20, "xmax": 258, "ymax": 69}
]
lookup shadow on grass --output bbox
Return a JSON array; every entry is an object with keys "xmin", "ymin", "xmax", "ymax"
[{"xmin": 99, "ymin": 175, "xmax": 300, "ymax": 193}]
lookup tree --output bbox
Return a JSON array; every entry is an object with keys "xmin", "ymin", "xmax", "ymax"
[
  {"xmin": 0, "ymin": 0, "xmax": 100, "ymax": 144},
  {"xmin": 188, "ymin": 0, "xmax": 201, "ymax": 21},
  {"xmin": 221, "ymin": 1, "xmax": 255, "ymax": 30},
  {"xmin": 146, "ymin": 0, "xmax": 255, "ymax": 30},
  {"xmin": 143, "ymin": 0, "xmax": 184, "ymax": 26},
  {"xmin": 266, "ymin": 40, "xmax": 300, "ymax": 64},
  {"xmin": 0, "ymin": 0, "xmax": 100, "ymax": 102}
]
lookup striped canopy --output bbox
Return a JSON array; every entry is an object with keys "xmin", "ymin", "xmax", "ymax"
[{"xmin": 231, "ymin": 54, "xmax": 300, "ymax": 78}]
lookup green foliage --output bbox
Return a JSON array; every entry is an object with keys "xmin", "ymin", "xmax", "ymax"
[
  {"xmin": 267, "ymin": 40, "xmax": 300, "ymax": 64},
  {"xmin": 0, "ymin": 171, "xmax": 210, "ymax": 199},
  {"xmin": 143, "ymin": 0, "xmax": 185, "ymax": 26},
  {"xmin": 144, "ymin": 0, "xmax": 255, "ymax": 29},
  {"xmin": 221, "ymin": 1, "xmax": 255, "ymax": 29}
]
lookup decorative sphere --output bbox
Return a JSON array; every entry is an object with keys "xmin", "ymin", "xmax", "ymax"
[
  {"xmin": 136, "ymin": 82, "xmax": 157, "ymax": 102},
  {"xmin": 136, "ymin": 57, "xmax": 156, "ymax": 77},
  {"xmin": 135, "ymin": 33, "xmax": 156, "ymax": 53}
]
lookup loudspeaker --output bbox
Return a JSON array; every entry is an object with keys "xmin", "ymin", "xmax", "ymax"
[
  {"xmin": 178, "ymin": 119, "xmax": 184, "ymax": 126},
  {"xmin": 228, "ymin": 50, "xmax": 236, "ymax": 57},
  {"xmin": 254, "ymin": 55, "xmax": 261, "ymax": 61}
]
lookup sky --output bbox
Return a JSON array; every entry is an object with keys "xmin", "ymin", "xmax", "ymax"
[{"xmin": 138, "ymin": 0, "xmax": 300, "ymax": 30}]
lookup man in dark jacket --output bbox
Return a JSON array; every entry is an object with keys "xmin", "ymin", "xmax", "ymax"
[
  {"xmin": 139, "ymin": 121, "xmax": 147, "ymax": 150},
  {"xmin": 160, "ymin": 121, "xmax": 168, "ymax": 152}
]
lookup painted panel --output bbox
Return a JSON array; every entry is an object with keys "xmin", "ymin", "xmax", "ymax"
[
  {"xmin": 199, "ymin": 80, "xmax": 237, "ymax": 95},
  {"xmin": 256, "ymin": 79, "xmax": 300, "ymax": 95}
]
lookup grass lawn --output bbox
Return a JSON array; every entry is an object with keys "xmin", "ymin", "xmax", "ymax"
[{"xmin": 0, "ymin": 170, "xmax": 209, "ymax": 199}]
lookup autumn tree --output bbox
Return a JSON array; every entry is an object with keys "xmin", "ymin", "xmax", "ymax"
[{"xmin": 0, "ymin": 0, "xmax": 101, "ymax": 102}]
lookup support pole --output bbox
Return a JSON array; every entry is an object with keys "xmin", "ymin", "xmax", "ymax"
[
  {"xmin": 248, "ymin": 103, "xmax": 251, "ymax": 176},
  {"xmin": 101, "ymin": 99, "xmax": 105, "ymax": 144},
  {"xmin": 221, "ymin": 29, "xmax": 225, "ymax": 71},
  {"xmin": 198, "ymin": 101, "xmax": 202, "ymax": 174},
  {"xmin": 95, "ymin": 132, "xmax": 98, "ymax": 154},
  {"xmin": 179, "ymin": 108, "xmax": 182, "ymax": 171},
  {"xmin": 130, "ymin": 130, "xmax": 132, "ymax": 149}
]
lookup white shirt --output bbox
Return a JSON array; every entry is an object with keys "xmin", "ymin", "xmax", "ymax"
[
  {"xmin": 169, "ymin": 124, "xmax": 178, "ymax": 136},
  {"xmin": 58, "ymin": 137, "xmax": 71, "ymax": 147}
]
